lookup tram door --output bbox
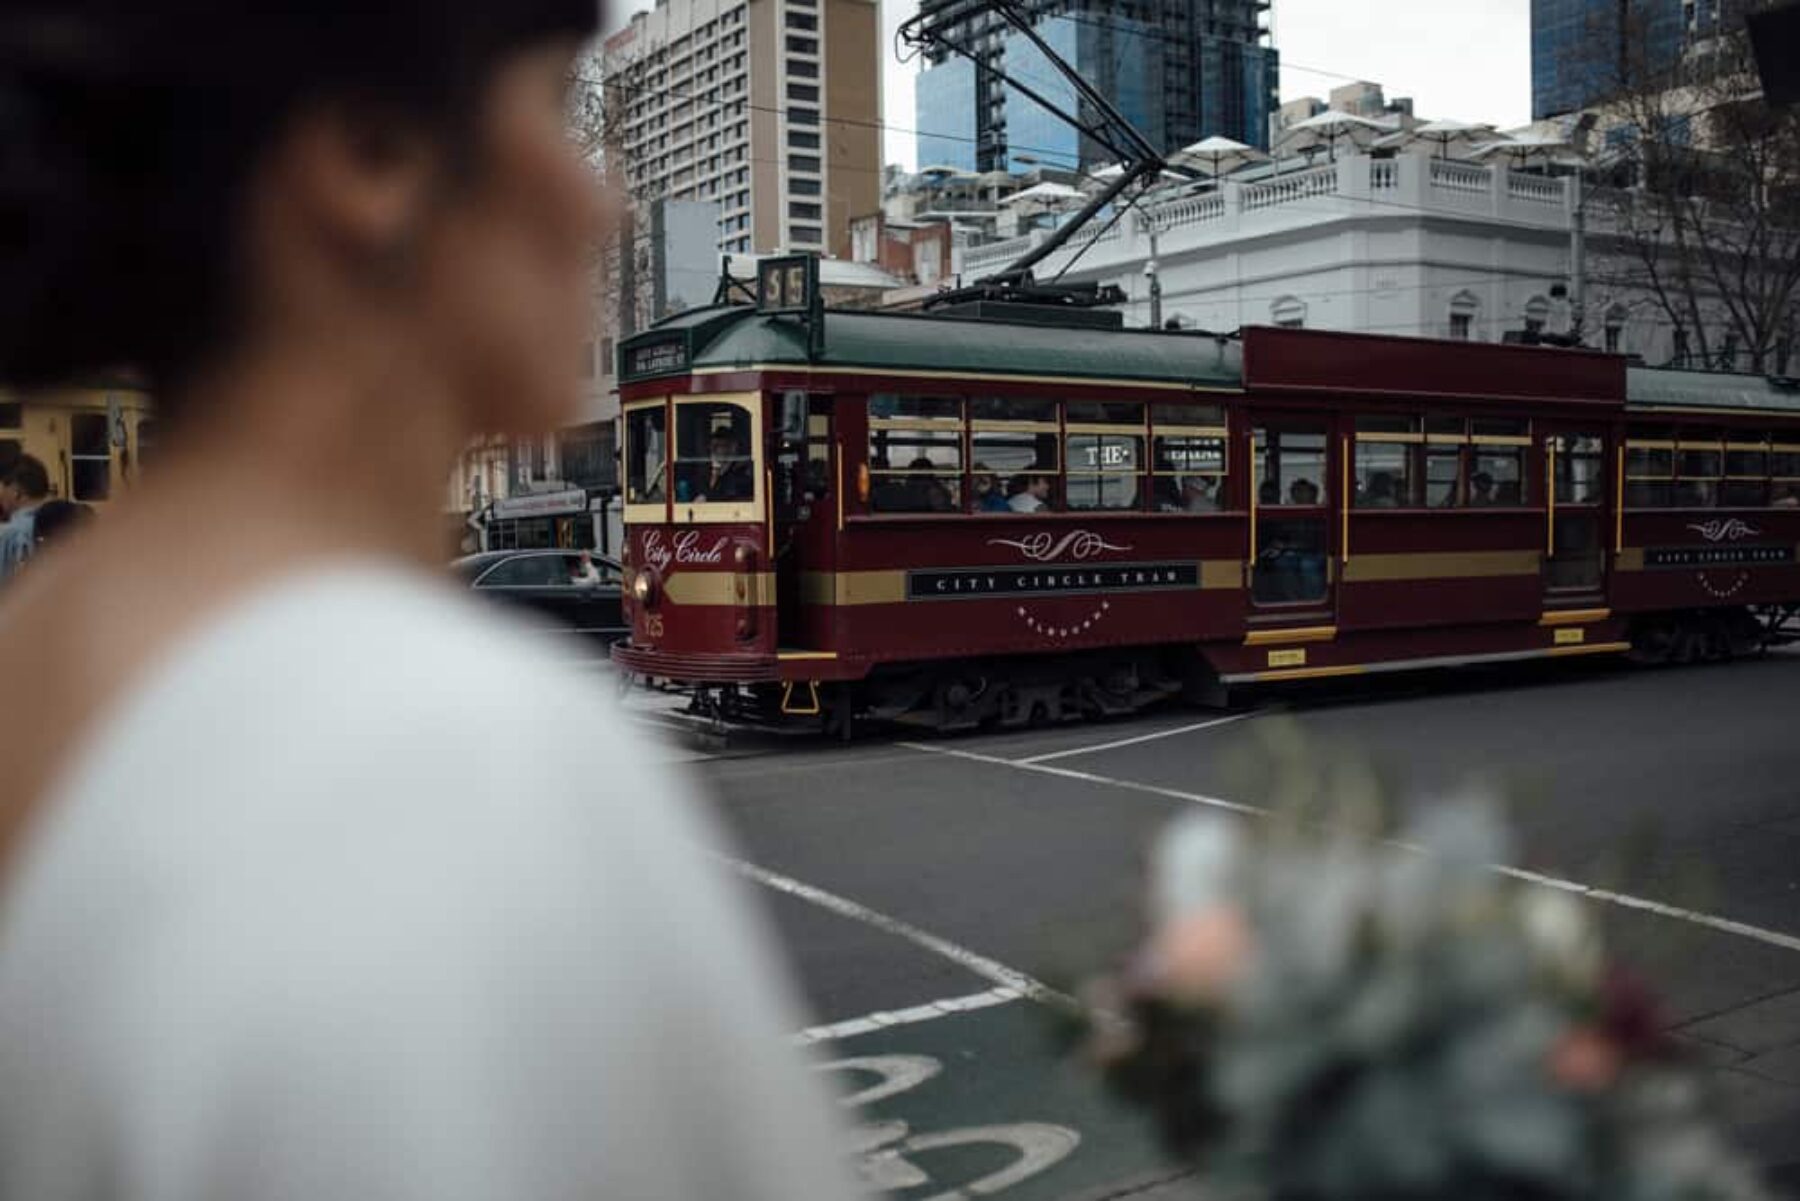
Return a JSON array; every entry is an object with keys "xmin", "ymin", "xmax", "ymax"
[
  {"xmin": 1543, "ymin": 429, "xmax": 1608, "ymax": 601},
  {"xmin": 773, "ymin": 393, "xmax": 835, "ymax": 650},
  {"xmin": 1250, "ymin": 420, "xmax": 1337, "ymax": 620}
]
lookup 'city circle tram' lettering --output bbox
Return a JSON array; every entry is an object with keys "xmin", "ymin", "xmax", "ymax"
[{"xmin": 907, "ymin": 562, "xmax": 1198, "ymax": 601}]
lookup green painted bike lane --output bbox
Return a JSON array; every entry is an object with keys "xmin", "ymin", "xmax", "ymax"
[{"xmin": 809, "ymin": 996, "xmax": 1191, "ymax": 1201}]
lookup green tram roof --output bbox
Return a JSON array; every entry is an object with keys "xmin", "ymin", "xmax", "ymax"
[
  {"xmin": 1627, "ymin": 366, "xmax": 1800, "ymax": 416},
  {"xmin": 618, "ymin": 305, "xmax": 1244, "ymax": 391}
]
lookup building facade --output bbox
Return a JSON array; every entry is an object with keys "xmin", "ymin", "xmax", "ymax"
[
  {"xmin": 602, "ymin": 0, "xmax": 880, "ymax": 258},
  {"xmin": 956, "ymin": 152, "xmax": 1780, "ymax": 372},
  {"xmin": 913, "ymin": 0, "xmax": 1277, "ymax": 173}
]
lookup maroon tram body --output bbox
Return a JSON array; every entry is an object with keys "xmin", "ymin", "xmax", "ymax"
[{"xmin": 611, "ymin": 302, "xmax": 1800, "ymax": 731}]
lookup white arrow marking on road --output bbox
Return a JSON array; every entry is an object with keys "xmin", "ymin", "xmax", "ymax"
[{"xmin": 719, "ymin": 856, "xmax": 1072, "ymax": 1006}]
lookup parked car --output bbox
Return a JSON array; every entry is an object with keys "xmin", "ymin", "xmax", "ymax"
[{"xmin": 452, "ymin": 549, "xmax": 627, "ymax": 644}]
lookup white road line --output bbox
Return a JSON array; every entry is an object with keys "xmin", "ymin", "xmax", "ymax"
[
  {"xmin": 1016, "ymin": 712, "xmax": 1256, "ymax": 764},
  {"xmin": 792, "ymin": 986, "xmax": 1025, "ymax": 1045},
  {"xmin": 901, "ymin": 741, "xmax": 1800, "ymax": 957},
  {"xmin": 904, "ymin": 742, "xmax": 1265, "ymax": 818},
  {"xmin": 720, "ymin": 855, "xmax": 1071, "ymax": 1007}
]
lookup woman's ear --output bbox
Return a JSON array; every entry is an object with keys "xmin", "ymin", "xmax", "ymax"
[{"xmin": 268, "ymin": 101, "xmax": 441, "ymax": 278}]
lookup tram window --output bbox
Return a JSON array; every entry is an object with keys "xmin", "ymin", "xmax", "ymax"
[
  {"xmin": 1066, "ymin": 432, "xmax": 1143, "ymax": 511},
  {"xmin": 1356, "ymin": 414, "xmax": 1416, "ymax": 436},
  {"xmin": 971, "ymin": 397, "xmax": 1056, "ymax": 423},
  {"xmin": 1152, "ymin": 435, "xmax": 1225, "ymax": 512},
  {"xmin": 1553, "ymin": 435, "xmax": 1606, "ymax": 505},
  {"xmin": 1256, "ymin": 429, "xmax": 1327, "ymax": 507},
  {"xmin": 1151, "ymin": 402, "xmax": 1225, "ymax": 429},
  {"xmin": 1721, "ymin": 480, "xmax": 1768, "ymax": 507},
  {"xmin": 1472, "ymin": 417, "xmax": 1529, "ymax": 440},
  {"xmin": 1065, "ymin": 402, "xmax": 1144, "ymax": 511},
  {"xmin": 971, "ymin": 398, "xmax": 1058, "ymax": 513},
  {"xmin": 1771, "ymin": 445, "xmax": 1800, "ymax": 478},
  {"xmin": 1252, "ymin": 517, "xmax": 1329, "ymax": 605},
  {"xmin": 868, "ymin": 395, "xmax": 964, "ymax": 513},
  {"xmin": 1626, "ymin": 480, "xmax": 1674, "ymax": 508},
  {"xmin": 1353, "ymin": 441, "xmax": 1413, "ymax": 507},
  {"xmin": 867, "ymin": 431, "xmax": 962, "ymax": 513},
  {"xmin": 1470, "ymin": 449, "xmax": 1525, "ymax": 506},
  {"xmin": 1726, "ymin": 440, "xmax": 1768, "ymax": 478},
  {"xmin": 804, "ymin": 403, "xmax": 832, "ymax": 500},
  {"xmin": 1425, "ymin": 446, "xmax": 1462, "ymax": 506},
  {"xmin": 70, "ymin": 412, "xmax": 112, "ymax": 502},
  {"xmin": 1624, "ymin": 444, "xmax": 1673, "ymax": 480},
  {"xmin": 625, "ymin": 406, "xmax": 668, "ymax": 504},
  {"xmin": 1353, "ymin": 416, "xmax": 1420, "ymax": 508},
  {"xmin": 870, "ymin": 395, "xmax": 960, "ymax": 421},
  {"xmin": 674, "ymin": 401, "xmax": 755, "ymax": 503},
  {"xmin": 1677, "ymin": 432, "xmax": 1723, "ymax": 479}
]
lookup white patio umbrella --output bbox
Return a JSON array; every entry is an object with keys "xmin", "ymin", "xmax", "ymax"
[
  {"xmin": 1171, "ymin": 134, "xmax": 1270, "ymax": 177},
  {"xmin": 1472, "ymin": 131, "xmax": 1583, "ymax": 171},
  {"xmin": 999, "ymin": 180, "xmax": 1086, "ymax": 207},
  {"xmin": 1373, "ymin": 118, "xmax": 1499, "ymax": 160},
  {"xmin": 1277, "ymin": 109, "xmax": 1393, "ymax": 161}
]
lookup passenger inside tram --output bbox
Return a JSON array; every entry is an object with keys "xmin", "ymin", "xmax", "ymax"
[
  {"xmin": 1182, "ymin": 476, "xmax": 1218, "ymax": 512},
  {"xmin": 1008, "ymin": 472, "xmax": 1054, "ymax": 513},
  {"xmin": 1362, "ymin": 471, "xmax": 1400, "ymax": 507},
  {"xmin": 973, "ymin": 464, "xmax": 1010, "ymax": 512}
]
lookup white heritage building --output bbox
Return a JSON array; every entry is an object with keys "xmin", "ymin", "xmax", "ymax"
[{"xmin": 956, "ymin": 151, "xmax": 1679, "ymax": 365}]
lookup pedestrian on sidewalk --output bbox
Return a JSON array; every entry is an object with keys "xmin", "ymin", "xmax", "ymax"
[{"xmin": 0, "ymin": 6, "xmax": 858, "ymax": 1200}]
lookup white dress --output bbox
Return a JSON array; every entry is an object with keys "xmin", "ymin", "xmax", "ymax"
[{"xmin": 0, "ymin": 566, "xmax": 857, "ymax": 1201}]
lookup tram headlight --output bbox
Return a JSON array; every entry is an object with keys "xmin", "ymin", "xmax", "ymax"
[{"xmin": 632, "ymin": 569, "xmax": 656, "ymax": 607}]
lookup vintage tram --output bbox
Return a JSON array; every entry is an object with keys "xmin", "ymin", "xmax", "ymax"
[{"xmin": 611, "ymin": 266, "xmax": 1800, "ymax": 734}]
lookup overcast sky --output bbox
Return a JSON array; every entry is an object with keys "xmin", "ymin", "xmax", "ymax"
[{"xmin": 611, "ymin": 0, "xmax": 1533, "ymax": 168}]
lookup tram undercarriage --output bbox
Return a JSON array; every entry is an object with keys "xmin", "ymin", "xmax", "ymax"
[{"xmin": 652, "ymin": 647, "xmax": 1204, "ymax": 739}]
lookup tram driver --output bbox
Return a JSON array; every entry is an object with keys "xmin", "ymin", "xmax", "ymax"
[{"xmin": 689, "ymin": 429, "xmax": 753, "ymax": 502}]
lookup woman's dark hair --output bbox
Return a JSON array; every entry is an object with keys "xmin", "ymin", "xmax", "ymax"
[
  {"xmin": 0, "ymin": 3, "xmax": 599, "ymax": 394},
  {"xmin": 31, "ymin": 498, "xmax": 93, "ymax": 548}
]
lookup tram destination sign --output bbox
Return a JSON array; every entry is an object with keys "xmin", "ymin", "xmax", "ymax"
[
  {"xmin": 906, "ymin": 561, "xmax": 1199, "ymax": 600},
  {"xmin": 1644, "ymin": 544, "xmax": 1795, "ymax": 569},
  {"xmin": 622, "ymin": 334, "xmax": 689, "ymax": 381}
]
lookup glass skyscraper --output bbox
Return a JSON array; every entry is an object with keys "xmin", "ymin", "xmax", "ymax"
[
  {"xmin": 913, "ymin": 0, "xmax": 1275, "ymax": 173},
  {"xmin": 1531, "ymin": 0, "xmax": 1728, "ymax": 119}
]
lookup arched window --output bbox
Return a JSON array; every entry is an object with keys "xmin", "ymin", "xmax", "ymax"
[
  {"xmin": 1524, "ymin": 295, "xmax": 1551, "ymax": 335},
  {"xmin": 1449, "ymin": 291, "xmax": 1480, "ymax": 341},
  {"xmin": 1270, "ymin": 296, "xmax": 1307, "ymax": 329},
  {"xmin": 1603, "ymin": 305, "xmax": 1629, "ymax": 354}
]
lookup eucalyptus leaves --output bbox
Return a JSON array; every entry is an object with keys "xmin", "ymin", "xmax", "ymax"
[{"xmin": 1081, "ymin": 755, "xmax": 1767, "ymax": 1201}]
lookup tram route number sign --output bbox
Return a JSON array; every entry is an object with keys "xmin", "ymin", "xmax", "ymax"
[
  {"xmin": 1644, "ymin": 544, "xmax": 1795, "ymax": 569},
  {"xmin": 907, "ymin": 561, "xmax": 1199, "ymax": 600}
]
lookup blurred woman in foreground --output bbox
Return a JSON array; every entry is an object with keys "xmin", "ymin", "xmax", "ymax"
[{"xmin": 0, "ymin": 5, "xmax": 853, "ymax": 1198}]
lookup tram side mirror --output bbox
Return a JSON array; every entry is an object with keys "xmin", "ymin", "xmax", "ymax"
[{"xmin": 778, "ymin": 391, "xmax": 808, "ymax": 448}]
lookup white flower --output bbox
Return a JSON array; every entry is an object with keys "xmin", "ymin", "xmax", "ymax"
[{"xmin": 1150, "ymin": 814, "xmax": 1243, "ymax": 925}]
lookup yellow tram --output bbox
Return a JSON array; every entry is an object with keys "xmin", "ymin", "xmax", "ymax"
[{"xmin": 0, "ymin": 378, "xmax": 154, "ymax": 508}]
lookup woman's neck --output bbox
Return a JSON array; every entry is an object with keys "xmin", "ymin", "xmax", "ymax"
[{"xmin": 156, "ymin": 347, "xmax": 469, "ymax": 566}]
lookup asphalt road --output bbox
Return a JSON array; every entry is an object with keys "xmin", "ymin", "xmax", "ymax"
[{"xmin": 644, "ymin": 649, "xmax": 1800, "ymax": 1199}]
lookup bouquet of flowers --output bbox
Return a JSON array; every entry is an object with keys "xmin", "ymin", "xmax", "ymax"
[{"xmin": 1079, "ymin": 764, "xmax": 1768, "ymax": 1201}]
